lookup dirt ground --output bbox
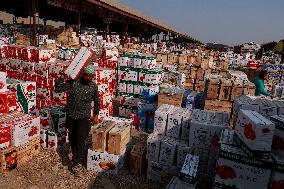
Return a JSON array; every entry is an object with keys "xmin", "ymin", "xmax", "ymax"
[{"xmin": 0, "ymin": 147, "xmax": 161, "ymax": 189}]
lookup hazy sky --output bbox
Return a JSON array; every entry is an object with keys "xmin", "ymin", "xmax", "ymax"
[{"xmin": 119, "ymin": 0, "xmax": 284, "ymax": 45}]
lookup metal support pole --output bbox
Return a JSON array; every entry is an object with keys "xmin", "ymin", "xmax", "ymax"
[{"xmin": 78, "ymin": 0, "xmax": 82, "ymax": 35}]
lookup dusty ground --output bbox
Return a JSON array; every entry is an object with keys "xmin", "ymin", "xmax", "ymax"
[
  {"xmin": 0, "ymin": 130, "xmax": 161, "ymax": 189},
  {"xmin": 0, "ymin": 147, "xmax": 161, "ymax": 189}
]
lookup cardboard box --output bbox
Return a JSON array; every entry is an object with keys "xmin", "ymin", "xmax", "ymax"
[
  {"xmin": 92, "ymin": 120, "xmax": 116, "ymax": 152},
  {"xmin": 270, "ymin": 155, "xmax": 284, "ymax": 189},
  {"xmin": 166, "ymin": 107, "xmax": 184, "ymax": 138},
  {"xmin": 0, "ymin": 71, "xmax": 7, "ymax": 93},
  {"xmin": 179, "ymin": 154, "xmax": 199, "ymax": 184},
  {"xmin": 0, "ymin": 125, "xmax": 11, "ymax": 150},
  {"xmin": 7, "ymin": 79, "xmax": 37, "ymax": 114},
  {"xmin": 214, "ymin": 143, "xmax": 272, "ymax": 189},
  {"xmin": 0, "ymin": 91, "xmax": 17, "ymax": 113},
  {"xmin": 270, "ymin": 115, "xmax": 284, "ymax": 157},
  {"xmin": 10, "ymin": 115, "xmax": 40, "ymax": 147},
  {"xmin": 181, "ymin": 111, "xmax": 192, "ymax": 141},
  {"xmin": 147, "ymin": 161, "xmax": 167, "ymax": 183},
  {"xmin": 40, "ymin": 129, "xmax": 67, "ymax": 150},
  {"xmin": 159, "ymin": 136, "xmax": 178, "ymax": 167},
  {"xmin": 146, "ymin": 133, "xmax": 162, "ymax": 162},
  {"xmin": 65, "ymin": 47, "xmax": 93, "ymax": 80},
  {"xmin": 154, "ymin": 104, "xmax": 175, "ymax": 135},
  {"xmin": 87, "ymin": 149, "xmax": 126, "ymax": 174},
  {"xmin": 177, "ymin": 140, "xmax": 192, "ymax": 168},
  {"xmin": 235, "ymin": 109, "xmax": 275, "ymax": 159}
]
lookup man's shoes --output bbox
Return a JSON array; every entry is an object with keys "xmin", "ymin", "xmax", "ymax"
[{"xmin": 70, "ymin": 163, "xmax": 85, "ymax": 177}]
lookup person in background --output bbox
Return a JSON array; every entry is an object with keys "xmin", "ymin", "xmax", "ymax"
[
  {"xmin": 252, "ymin": 69, "xmax": 272, "ymax": 97},
  {"xmin": 55, "ymin": 65, "xmax": 100, "ymax": 175}
]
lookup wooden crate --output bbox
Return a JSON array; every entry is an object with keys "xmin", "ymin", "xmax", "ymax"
[
  {"xmin": 243, "ymin": 82, "xmax": 256, "ymax": 96},
  {"xmin": 190, "ymin": 67, "xmax": 198, "ymax": 79},
  {"xmin": 187, "ymin": 55, "xmax": 195, "ymax": 64},
  {"xmin": 178, "ymin": 55, "xmax": 188, "ymax": 65},
  {"xmin": 205, "ymin": 100, "xmax": 232, "ymax": 113},
  {"xmin": 207, "ymin": 84, "xmax": 219, "ymax": 100},
  {"xmin": 92, "ymin": 120, "xmax": 116, "ymax": 152},
  {"xmin": 230, "ymin": 85, "xmax": 244, "ymax": 101},
  {"xmin": 201, "ymin": 58, "xmax": 209, "ymax": 69},
  {"xmin": 218, "ymin": 79, "xmax": 233, "ymax": 101},
  {"xmin": 107, "ymin": 122, "xmax": 131, "ymax": 155},
  {"xmin": 129, "ymin": 142, "xmax": 147, "ymax": 175},
  {"xmin": 184, "ymin": 78, "xmax": 195, "ymax": 91},
  {"xmin": 195, "ymin": 55, "xmax": 202, "ymax": 67},
  {"xmin": 168, "ymin": 54, "xmax": 178, "ymax": 64},
  {"xmin": 195, "ymin": 80, "xmax": 205, "ymax": 92},
  {"xmin": 196, "ymin": 68, "xmax": 205, "ymax": 81},
  {"xmin": 158, "ymin": 93, "xmax": 183, "ymax": 108},
  {"xmin": 0, "ymin": 137, "xmax": 40, "ymax": 173}
]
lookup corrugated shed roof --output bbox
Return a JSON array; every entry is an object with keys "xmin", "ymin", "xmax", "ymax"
[{"xmin": 88, "ymin": 0, "xmax": 191, "ymax": 39}]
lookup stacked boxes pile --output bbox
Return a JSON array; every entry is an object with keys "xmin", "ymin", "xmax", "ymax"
[{"xmin": 87, "ymin": 116, "xmax": 132, "ymax": 174}]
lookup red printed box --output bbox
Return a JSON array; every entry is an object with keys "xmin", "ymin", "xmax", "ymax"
[
  {"xmin": 0, "ymin": 92, "xmax": 17, "ymax": 113},
  {"xmin": 0, "ymin": 126, "xmax": 11, "ymax": 150}
]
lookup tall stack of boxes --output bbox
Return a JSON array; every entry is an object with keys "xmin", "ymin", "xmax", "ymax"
[
  {"xmin": 0, "ymin": 73, "xmax": 41, "ymax": 172},
  {"xmin": 213, "ymin": 107, "xmax": 276, "ymax": 189},
  {"xmin": 147, "ymin": 104, "xmax": 193, "ymax": 184},
  {"xmin": 188, "ymin": 109, "xmax": 230, "ymax": 175},
  {"xmin": 117, "ymin": 54, "xmax": 162, "ymax": 120}
]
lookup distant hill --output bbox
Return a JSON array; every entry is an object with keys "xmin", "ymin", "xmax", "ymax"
[
  {"xmin": 261, "ymin": 41, "xmax": 278, "ymax": 52},
  {"xmin": 206, "ymin": 43, "xmax": 231, "ymax": 52}
]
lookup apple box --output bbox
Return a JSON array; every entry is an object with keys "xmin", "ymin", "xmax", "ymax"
[
  {"xmin": 0, "ymin": 126, "xmax": 11, "ymax": 150},
  {"xmin": 159, "ymin": 136, "xmax": 178, "ymax": 167},
  {"xmin": 270, "ymin": 155, "xmax": 284, "ymax": 189},
  {"xmin": 177, "ymin": 140, "xmax": 192, "ymax": 168},
  {"xmin": 214, "ymin": 143, "xmax": 272, "ymax": 189},
  {"xmin": 154, "ymin": 104, "xmax": 175, "ymax": 135},
  {"xmin": 64, "ymin": 47, "xmax": 93, "ymax": 80},
  {"xmin": 235, "ymin": 109, "xmax": 275, "ymax": 159},
  {"xmin": 87, "ymin": 149, "xmax": 126, "ymax": 174},
  {"xmin": 0, "ymin": 71, "xmax": 7, "ymax": 92},
  {"xmin": 270, "ymin": 115, "xmax": 284, "ymax": 158},
  {"xmin": 179, "ymin": 154, "xmax": 199, "ymax": 184},
  {"xmin": 147, "ymin": 133, "xmax": 162, "ymax": 162},
  {"xmin": 166, "ymin": 107, "xmax": 184, "ymax": 139},
  {"xmin": 9, "ymin": 115, "xmax": 40, "ymax": 147}
]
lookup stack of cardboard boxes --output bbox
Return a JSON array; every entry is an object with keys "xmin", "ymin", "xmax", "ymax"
[{"xmin": 213, "ymin": 108, "xmax": 276, "ymax": 189}]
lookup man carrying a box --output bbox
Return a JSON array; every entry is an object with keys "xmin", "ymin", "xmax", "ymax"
[{"xmin": 55, "ymin": 65, "xmax": 100, "ymax": 174}]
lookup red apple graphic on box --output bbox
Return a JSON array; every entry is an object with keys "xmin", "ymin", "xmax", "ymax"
[
  {"xmin": 40, "ymin": 119, "xmax": 49, "ymax": 128},
  {"xmin": 244, "ymin": 123, "xmax": 256, "ymax": 140},
  {"xmin": 216, "ymin": 165, "xmax": 237, "ymax": 180},
  {"xmin": 48, "ymin": 141, "xmax": 56, "ymax": 148},
  {"xmin": 0, "ymin": 81, "xmax": 5, "ymax": 89},
  {"xmin": 272, "ymin": 135, "xmax": 284, "ymax": 150},
  {"xmin": 271, "ymin": 180, "xmax": 284, "ymax": 189}
]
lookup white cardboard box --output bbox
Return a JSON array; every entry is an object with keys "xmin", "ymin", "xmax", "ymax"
[
  {"xmin": 214, "ymin": 143, "xmax": 272, "ymax": 189},
  {"xmin": 235, "ymin": 109, "xmax": 275, "ymax": 158},
  {"xmin": 87, "ymin": 149, "xmax": 125, "ymax": 174}
]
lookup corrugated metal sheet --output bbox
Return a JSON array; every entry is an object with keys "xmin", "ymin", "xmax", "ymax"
[{"xmin": 88, "ymin": 0, "xmax": 190, "ymax": 38}]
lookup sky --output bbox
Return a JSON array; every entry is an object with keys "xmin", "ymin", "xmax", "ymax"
[{"xmin": 118, "ymin": 0, "xmax": 284, "ymax": 45}]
